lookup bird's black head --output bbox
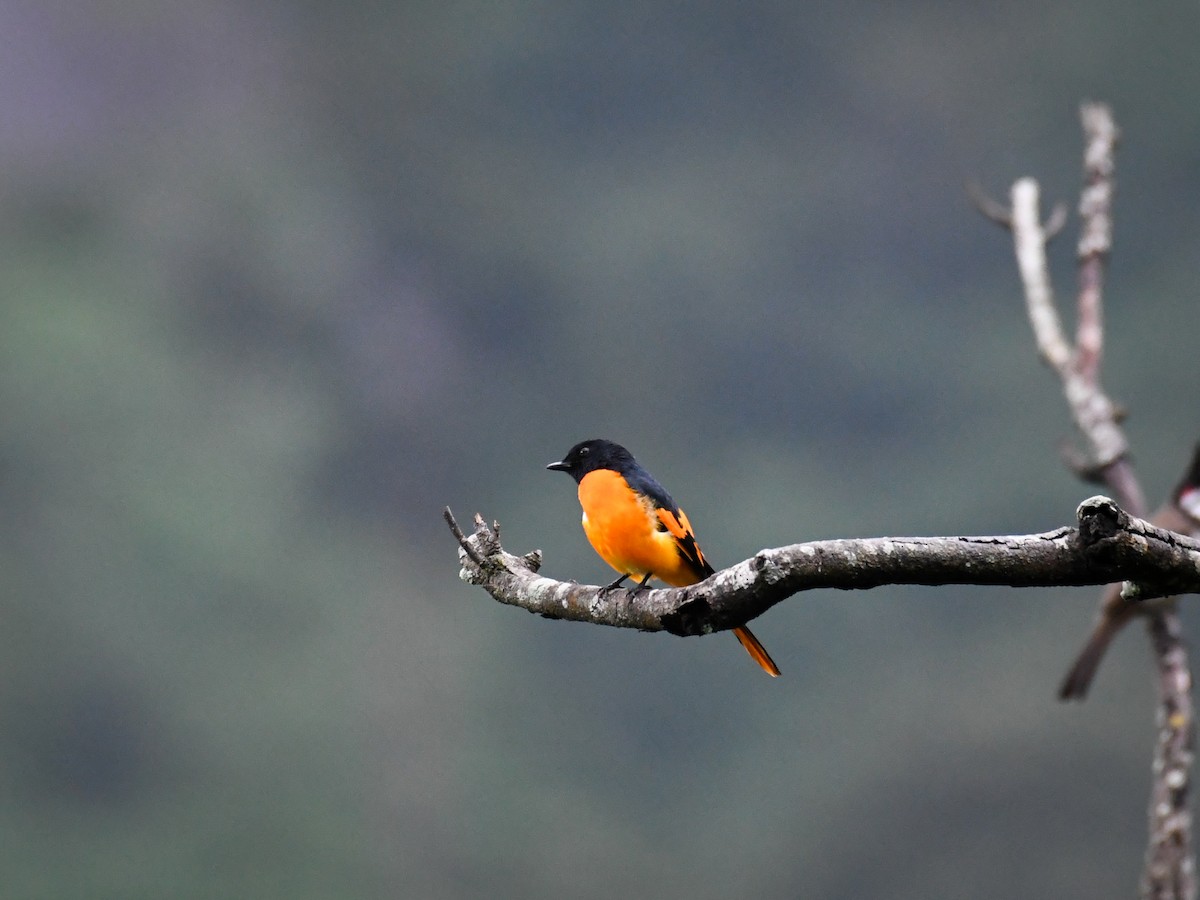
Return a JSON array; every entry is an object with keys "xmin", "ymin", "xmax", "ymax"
[{"xmin": 546, "ymin": 439, "xmax": 634, "ymax": 484}]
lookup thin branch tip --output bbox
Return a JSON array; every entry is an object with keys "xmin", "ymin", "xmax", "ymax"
[
  {"xmin": 966, "ymin": 180, "xmax": 1013, "ymax": 228},
  {"xmin": 443, "ymin": 506, "xmax": 486, "ymax": 567}
]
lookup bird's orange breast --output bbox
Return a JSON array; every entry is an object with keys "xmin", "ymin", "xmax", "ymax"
[{"xmin": 577, "ymin": 469, "xmax": 699, "ymax": 586}]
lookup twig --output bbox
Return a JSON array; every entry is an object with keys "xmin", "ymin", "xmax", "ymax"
[
  {"xmin": 966, "ymin": 180, "xmax": 1015, "ymax": 228},
  {"xmin": 1076, "ymin": 102, "xmax": 1118, "ymax": 385},
  {"xmin": 1011, "ymin": 177, "xmax": 1073, "ymax": 373},
  {"xmin": 443, "ymin": 506, "xmax": 485, "ymax": 568}
]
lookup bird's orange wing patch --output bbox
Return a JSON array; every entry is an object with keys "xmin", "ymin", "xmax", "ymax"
[{"xmin": 655, "ymin": 506, "xmax": 713, "ymax": 583}]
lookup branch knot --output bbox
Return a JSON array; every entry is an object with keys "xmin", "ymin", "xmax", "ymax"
[{"xmin": 1077, "ymin": 494, "xmax": 1128, "ymax": 545}]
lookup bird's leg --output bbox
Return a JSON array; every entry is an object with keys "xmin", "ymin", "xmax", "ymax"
[
  {"xmin": 631, "ymin": 573, "xmax": 654, "ymax": 594},
  {"xmin": 600, "ymin": 573, "xmax": 631, "ymax": 593},
  {"xmin": 599, "ymin": 572, "xmax": 654, "ymax": 595}
]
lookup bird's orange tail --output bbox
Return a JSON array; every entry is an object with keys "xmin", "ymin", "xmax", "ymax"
[{"xmin": 733, "ymin": 626, "xmax": 780, "ymax": 677}]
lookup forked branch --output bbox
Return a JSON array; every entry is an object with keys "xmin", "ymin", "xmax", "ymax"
[{"xmin": 976, "ymin": 101, "xmax": 1194, "ymax": 900}]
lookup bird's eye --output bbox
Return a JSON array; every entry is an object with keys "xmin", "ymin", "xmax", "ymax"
[{"xmin": 579, "ymin": 446, "xmax": 590, "ymax": 456}]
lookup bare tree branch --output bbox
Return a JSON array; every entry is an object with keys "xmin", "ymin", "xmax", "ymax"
[
  {"xmin": 446, "ymin": 499, "xmax": 1200, "ymax": 639},
  {"xmin": 987, "ymin": 100, "xmax": 1193, "ymax": 900}
]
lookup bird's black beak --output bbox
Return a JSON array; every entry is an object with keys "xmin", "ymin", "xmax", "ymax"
[{"xmin": 546, "ymin": 460, "xmax": 570, "ymax": 472}]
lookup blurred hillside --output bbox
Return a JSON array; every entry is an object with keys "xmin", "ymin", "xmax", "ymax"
[{"xmin": 1, "ymin": 2, "xmax": 1198, "ymax": 898}]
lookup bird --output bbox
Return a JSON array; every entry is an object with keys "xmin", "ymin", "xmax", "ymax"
[
  {"xmin": 546, "ymin": 438, "xmax": 779, "ymax": 677},
  {"xmin": 1059, "ymin": 451, "xmax": 1200, "ymax": 700}
]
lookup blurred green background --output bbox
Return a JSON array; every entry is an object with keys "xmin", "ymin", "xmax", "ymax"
[{"xmin": 2, "ymin": 2, "xmax": 1198, "ymax": 897}]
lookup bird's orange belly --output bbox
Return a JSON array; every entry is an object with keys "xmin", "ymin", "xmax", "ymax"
[{"xmin": 577, "ymin": 470, "xmax": 688, "ymax": 583}]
